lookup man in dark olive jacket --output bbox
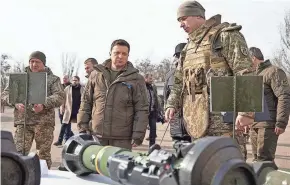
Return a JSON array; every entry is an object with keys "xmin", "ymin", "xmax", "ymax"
[
  {"xmin": 249, "ymin": 47, "xmax": 290, "ymax": 162},
  {"xmin": 77, "ymin": 39, "xmax": 149, "ymax": 150}
]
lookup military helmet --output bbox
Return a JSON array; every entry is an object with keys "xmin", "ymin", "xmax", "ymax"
[{"xmin": 173, "ymin": 43, "xmax": 187, "ymax": 57}]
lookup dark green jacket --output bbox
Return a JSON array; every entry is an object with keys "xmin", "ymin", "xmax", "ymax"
[
  {"xmin": 77, "ymin": 60, "xmax": 149, "ymax": 143},
  {"xmin": 253, "ymin": 60, "xmax": 290, "ymax": 129}
]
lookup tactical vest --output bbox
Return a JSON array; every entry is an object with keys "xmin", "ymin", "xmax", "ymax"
[{"xmin": 181, "ymin": 23, "xmax": 234, "ymax": 98}]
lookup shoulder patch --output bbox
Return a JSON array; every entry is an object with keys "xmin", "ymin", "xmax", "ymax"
[
  {"xmin": 281, "ymin": 78, "xmax": 289, "ymax": 86},
  {"xmin": 240, "ymin": 45, "xmax": 249, "ymax": 56},
  {"xmin": 277, "ymin": 68, "xmax": 290, "ymax": 86}
]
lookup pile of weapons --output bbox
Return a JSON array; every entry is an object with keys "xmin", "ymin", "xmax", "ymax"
[{"xmin": 1, "ymin": 130, "xmax": 290, "ymax": 185}]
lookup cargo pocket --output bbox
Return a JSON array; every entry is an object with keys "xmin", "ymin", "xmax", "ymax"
[{"xmin": 194, "ymin": 67, "xmax": 206, "ymax": 88}]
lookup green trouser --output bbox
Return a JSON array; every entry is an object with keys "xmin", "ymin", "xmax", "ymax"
[
  {"xmin": 250, "ymin": 127, "xmax": 279, "ymax": 161},
  {"xmin": 14, "ymin": 124, "xmax": 54, "ymax": 169}
]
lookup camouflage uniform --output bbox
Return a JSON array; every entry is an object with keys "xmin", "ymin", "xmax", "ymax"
[
  {"xmin": 1, "ymin": 67, "xmax": 64, "ymax": 169},
  {"xmin": 166, "ymin": 14, "xmax": 254, "ymax": 160},
  {"xmin": 250, "ymin": 60, "xmax": 290, "ymax": 161}
]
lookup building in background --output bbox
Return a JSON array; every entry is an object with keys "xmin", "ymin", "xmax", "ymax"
[{"xmin": 155, "ymin": 82, "xmax": 164, "ymax": 95}]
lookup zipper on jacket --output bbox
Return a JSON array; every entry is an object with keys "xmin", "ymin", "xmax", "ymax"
[{"xmin": 102, "ymin": 70, "xmax": 135, "ymax": 138}]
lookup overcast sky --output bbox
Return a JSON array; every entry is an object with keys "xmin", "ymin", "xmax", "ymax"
[{"xmin": 1, "ymin": 0, "xmax": 289, "ymax": 78}]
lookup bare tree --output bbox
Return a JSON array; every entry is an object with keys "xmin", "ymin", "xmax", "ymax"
[
  {"xmin": 272, "ymin": 10, "xmax": 290, "ymax": 76},
  {"xmin": 13, "ymin": 60, "xmax": 25, "ymax": 73},
  {"xmin": 135, "ymin": 58, "xmax": 156, "ymax": 76},
  {"xmin": 61, "ymin": 52, "xmax": 80, "ymax": 78},
  {"xmin": 135, "ymin": 58, "xmax": 173, "ymax": 82},
  {"xmin": 1, "ymin": 54, "xmax": 11, "ymax": 92},
  {"xmin": 155, "ymin": 58, "xmax": 172, "ymax": 82}
]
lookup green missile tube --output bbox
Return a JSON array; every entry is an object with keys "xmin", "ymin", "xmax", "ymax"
[
  {"xmin": 62, "ymin": 134, "xmax": 262, "ymax": 185},
  {"xmin": 61, "ymin": 134, "xmax": 143, "ymax": 177},
  {"xmin": 62, "ymin": 134, "xmax": 184, "ymax": 178},
  {"xmin": 263, "ymin": 169, "xmax": 290, "ymax": 184},
  {"xmin": 61, "ymin": 134, "xmax": 290, "ymax": 185},
  {"xmin": 82, "ymin": 145, "xmax": 140, "ymax": 177},
  {"xmin": 252, "ymin": 163, "xmax": 290, "ymax": 185}
]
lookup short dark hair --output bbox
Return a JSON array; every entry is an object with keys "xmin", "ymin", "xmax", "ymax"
[
  {"xmin": 73, "ymin": 75, "xmax": 80, "ymax": 81},
  {"xmin": 84, "ymin": 58, "xmax": 98, "ymax": 65},
  {"xmin": 110, "ymin": 39, "xmax": 130, "ymax": 53},
  {"xmin": 174, "ymin": 43, "xmax": 186, "ymax": 58},
  {"xmin": 249, "ymin": 47, "xmax": 264, "ymax": 60}
]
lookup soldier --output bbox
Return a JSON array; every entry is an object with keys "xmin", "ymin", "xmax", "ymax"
[
  {"xmin": 164, "ymin": 1, "xmax": 255, "ymax": 159},
  {"xmin": 248, "ymin": 47, "xmax": 290, "ymax": 162},
  {"xmin": 77, "ymin": 39, "xmax": 149, "ymax": 150},
  {"xmin": 1, "ymin": 51, "xmax": 65, "ymax": 169},
  {"xmin": 163, "ymin": 43, "xmax": 191, "ymax": 150}
]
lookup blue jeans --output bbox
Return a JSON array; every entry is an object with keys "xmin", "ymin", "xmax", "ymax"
[
  {"xmin": 57, "ymin": 111, "xmax": 74, "ymax": 143},
  {"xmin": 58, "ymin": 123, "xmax": 74, "ymax": 143},
  {"xmin": 149, "ymin": 111, "xmax": 157, "ymax": 147},
  {"xmin": 58, "ymin": 109, "xmax": 63, "ymax": 124},
  {"xmin": 58, "ymin": 110, "xmax": 74, "ymax": 143}
]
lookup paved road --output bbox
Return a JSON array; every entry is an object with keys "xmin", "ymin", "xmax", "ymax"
[{"xmin": 1, "ymin": 107, "xmax": 289, "ymax": 171}]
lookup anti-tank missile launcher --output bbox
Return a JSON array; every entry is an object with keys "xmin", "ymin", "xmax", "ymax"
[
  {"xmin": 2, "ymin": 130, "xmax": 289, "ymax": 185},
  {"xmin": 2, "ymin": 131, "xmax": 288, "ymax": 185},
  {"xmin": 61, "ymin": 133, "xmax": 290, "ymax": 185}
]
